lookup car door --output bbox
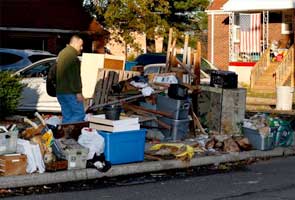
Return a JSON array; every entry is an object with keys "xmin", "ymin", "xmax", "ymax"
[{"xmin": 17, "ymin": 59, "xmax": 61, "ymax": 112}]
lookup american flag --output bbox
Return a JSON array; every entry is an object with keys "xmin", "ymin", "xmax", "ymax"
[{"xmin": 240, "ymin": 13, "xmax": 261, "ymax": 53}]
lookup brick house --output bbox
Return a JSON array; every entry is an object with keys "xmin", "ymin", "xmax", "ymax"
[
  {"xmin": 0, "ymin": 0, "xmax": 109, "ymax": 54},
  {"xmin": 206, "ymin": 0, "xmax": 295, "ymax": 92}
]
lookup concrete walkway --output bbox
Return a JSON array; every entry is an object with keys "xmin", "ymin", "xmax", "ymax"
[{"xmin": 1, "ymin": 147, "xmax": 294, "ymax": 189}]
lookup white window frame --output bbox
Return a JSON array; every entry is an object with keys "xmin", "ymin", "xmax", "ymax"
[{"xmin": 233, "ymin": 14, "xmax": 240, "ymax": 42}]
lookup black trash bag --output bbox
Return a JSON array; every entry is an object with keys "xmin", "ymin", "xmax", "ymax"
[{"xmin": 87, "ymin": 153, "xmax": 111, "ymax": 173}]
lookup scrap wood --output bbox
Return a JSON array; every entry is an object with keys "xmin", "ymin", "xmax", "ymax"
[
  {"xmin": 22, "ymin": 117, "xmax": 44, "ymax": 139},
  {"xmin": 235, "ymin": 137, "xmax": 252, "ymax": 151},
  {"xmin": 189, "ymin": 105, "xmax": 206, "ymax": 135},
  {"xmin": 175, "ymin": 57, "xmax": 196, "ymax": 78},
  {"xmin": 193, "ymin": 41, "xmax": 201, "ymax": 85},
  {"xmin": 223, "ymin": 137, "xmax": 240, "ymax": 153},
  {"xmin": 122, "ymin": 103, "xmax": 171, "ymax": 130},
  {"xmin": 87, "ymin": 91, "xmax": 161, "ymax": 113},
  {"xmin": 123, "ymin": 103, "xmax": 174, "ymax": 118},
  {"xmin": 165, "ymin": 28, "xmax": 173, "ymax": 73},
  {"xmin": 144, "ymin": 153, "xmax": 163, "ymax": 161}
]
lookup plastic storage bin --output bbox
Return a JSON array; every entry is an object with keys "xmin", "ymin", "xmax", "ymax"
[
  {"xmin": 98, "ymin": 129, "xmax": 146, "ymax": 165},
  {"xmin": 0, "ymin": 131, "xmax": 18, "ymax": 155},
  {"xmin": 157, "ymin": 95, "xmax": 190, "ymax": 120},
  {"xmin": 243, "ymin": 127, "xmax": 274, "ymax": 151},
  {"xmin": 158, "ymin": 117, "xmax": 190, "ymax": 141},
  {"xmin": 52, "ymin": 138, "xmax": 89, "ymax": 170}
]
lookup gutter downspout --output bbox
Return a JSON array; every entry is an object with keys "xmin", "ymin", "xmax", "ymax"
[{"xmin": 211, "ymin": 13, "xmax": 214, "ymax": 64}]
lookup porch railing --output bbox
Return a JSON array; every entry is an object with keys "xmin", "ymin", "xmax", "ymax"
[
  {"xmin": 275, "ymin": 45, "xmax": 294, "ymax": 86},
  {"xmin": 250, "ymin": 47, "xmax": 271, "ymax": 88}
]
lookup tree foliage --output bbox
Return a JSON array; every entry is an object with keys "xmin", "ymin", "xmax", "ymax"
[{"xmin": 89, "ymin": 0, "xmax": 209, "ymax": 51}]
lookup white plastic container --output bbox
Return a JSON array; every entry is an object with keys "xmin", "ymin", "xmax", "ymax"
[
  {"xmin": 243, "ymin": 127, "xmax": 274, "ymax": 151},
  {"xmin": 0, "ymin": 131, "xmax": 18, "ymax": 155},
  {"xmin": 276, "ymin": 86, "xmax": 294, "ymax": 110}
]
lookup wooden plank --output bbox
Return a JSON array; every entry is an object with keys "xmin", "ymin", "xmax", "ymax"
[
  {"xmin": 100, "ymin": 70, "xmax": 109, "ymax": 104},
  {"xmin": 104, "ymin": 58, "xmax": 124, "ymax": 70},
  {"xmin": 119, "ymin": 70, "xmax": 124, "ymax": 82},
  {"xmin": 165, "ymin": 28, "xmax": 173, "ymax": 73},
  {"xmin": 182, "ymin": 34, "xmax": 189, "ymax": 66},
  {"xmin": 104, "ymin": 54, "xmax": 125, "ymax": 70},
  {"xmin": 90, "ymin": 123, "xmax": 140, "ymax": 132},
  {"xmin": 103, "ymin": 71, "xmax": 116, "ymax": 103},
  {"xmin": 94, "ymin": 69, "xmax": 106, "ymax": 105},
  {"xmin": 246, "ymin": 97, "xmax": 276, "ymax": 105},
  {"xmin": 194, "ymin": 41, "xmax": 201, "ymax": 85},
  {"xmin": 89, "ymin": 114, "xmax": 139, "ymax": 125}
]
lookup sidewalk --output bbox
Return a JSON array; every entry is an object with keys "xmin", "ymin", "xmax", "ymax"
[{"xmin": 1, "ymin": 147, "xmax": 294, "ymax": 189}]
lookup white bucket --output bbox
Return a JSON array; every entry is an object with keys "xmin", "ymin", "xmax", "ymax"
[{"xmin": 276, "ymin": 86, "xmax": 294, "ymax": 110}]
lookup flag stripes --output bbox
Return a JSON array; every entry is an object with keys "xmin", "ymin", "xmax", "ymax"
[{"xmin": 240, "ymin": 13, "xmax": 261, "ymax": 53}]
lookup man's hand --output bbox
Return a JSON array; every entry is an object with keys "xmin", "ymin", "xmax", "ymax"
[{"xmin": 76, "ymin": 93, "xmax": 84, "ymax": 102}]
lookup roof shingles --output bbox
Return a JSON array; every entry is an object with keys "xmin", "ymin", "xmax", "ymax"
[{"xmin": 207, "ymin": 0, "xmax": 228, "ymax": 10}]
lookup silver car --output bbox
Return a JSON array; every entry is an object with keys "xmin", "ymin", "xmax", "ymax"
[
  {"xmin": 0, "ymin": 48, "xmax": 55, "ymax": 72},
  {"xmin": 14, "ymin": 57, "xmax": 61, "ymax": 112}
]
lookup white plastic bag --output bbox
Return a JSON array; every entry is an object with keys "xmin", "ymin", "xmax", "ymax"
[
  {"xmin": 17, "ymin": 139, "xmax": 45, "ymax": 174},
  {"xmin": 78, "ymin": 127, "xmax": 105, "ymax": 160}
]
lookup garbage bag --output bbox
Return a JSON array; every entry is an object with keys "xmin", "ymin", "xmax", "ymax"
[
  {"xmin": 17, "ymin": 139, "xmax": 45, "ymax": 173},
  {"xmin": 275, "ymin": 120, "xmax": 294, "ymax": 147},
  {"xmin": 78, "ymin": 127, "xmax": 105, "ymax": 160}
]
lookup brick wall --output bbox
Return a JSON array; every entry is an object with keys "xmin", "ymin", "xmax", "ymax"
[{"xmin": 208, "ymin": 14, "xmax": 229, "ymax": 70}]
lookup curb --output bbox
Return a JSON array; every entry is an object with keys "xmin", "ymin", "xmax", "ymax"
[{"xmin": 1, "ymin": 147, "xmax": 294, "ymax": 189}]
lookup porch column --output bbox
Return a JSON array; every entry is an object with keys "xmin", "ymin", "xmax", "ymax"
[
  {"xmin": 229, "ymin": 12, "xmax": 234, "ymax": 61},
  {"xmin": 262, "ymin": 10, "xmax": 269, "ymax": 51}
]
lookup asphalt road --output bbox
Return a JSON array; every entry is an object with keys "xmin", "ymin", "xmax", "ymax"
[{"xmin": 4, "ymin": 156, "xmax": 295, "ymax": 200}]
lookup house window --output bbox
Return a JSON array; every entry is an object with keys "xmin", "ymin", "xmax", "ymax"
[
  {"xmin": 233, "ymin": 14, "xmax": 240, "ymax": 42},
  {"xmin": 282, "ymin": 11, "xmax": 293, "ymax": 34}
]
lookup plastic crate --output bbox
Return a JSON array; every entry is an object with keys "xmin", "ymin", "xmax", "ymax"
[
  {"xmin": 98, "ymin": 129, "xmax": 146, "ymax": 165},
  {"xmin": 243, "ymin": 127, "xmax": 274, "ymax": 151},
  {"xmin": 0, "ymin": 131, "xmax": 18, "ymax": 155},
  {"xmin": 52, "ymin": 138, "xmax": 89, "ymax": 170},
  {"xmin": 158, "ymin": 117, "xmax": 190, "ymax": 141},
  {"xmin": 157, "ymin": 95, "xmax": 190, "ymax": 120}
]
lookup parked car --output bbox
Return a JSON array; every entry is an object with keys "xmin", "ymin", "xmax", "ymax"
[
  {"xmin": 13, "ymin": 57, "xmax": 61, "ymax": 112},
  {"xmin": 0, "ymin": 48, "xmax": 55, "ymax": 72}
]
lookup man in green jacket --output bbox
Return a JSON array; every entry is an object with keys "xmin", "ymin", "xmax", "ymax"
[{"xmin": 56, "ymin": 35, "xmax": 85, "ymax": 123}]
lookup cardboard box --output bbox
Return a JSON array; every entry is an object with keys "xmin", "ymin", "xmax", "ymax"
[
  {"xmin": 89, "ymin": 114, "xmax": 140, "ymax": 132},
  {"xmin": 98, "ymin": 129, "xmax": 146, "ymax": 164},
  {"xmin": 0, "ymin": 154, "xmax": 27, "ymax": 176}
]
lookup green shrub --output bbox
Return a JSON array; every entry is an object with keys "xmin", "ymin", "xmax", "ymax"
[{"xmin": 0, "ymin": 72, "xmax": 23, "ymax": 118}]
